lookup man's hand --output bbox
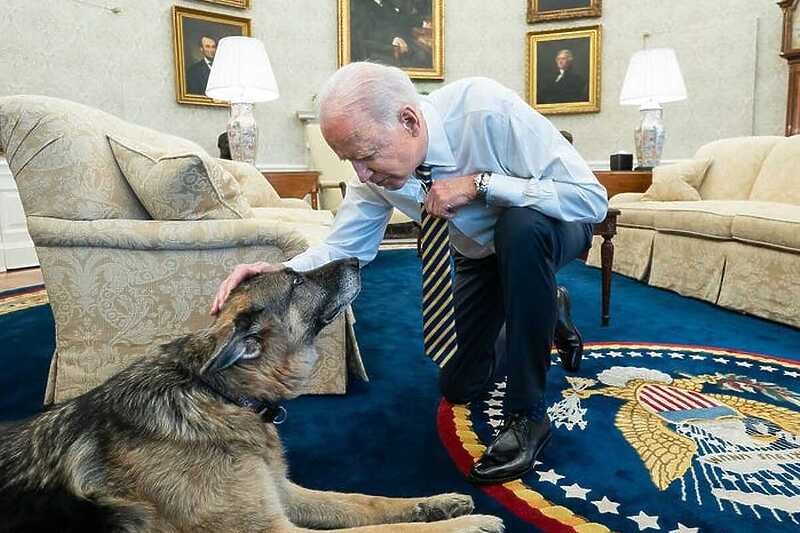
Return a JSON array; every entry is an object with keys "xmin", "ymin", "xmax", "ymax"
[
  {"xmin": 424, "ymin": 175, "xmax": 478, "ymax": 219},
  {"xmin": 210, "ymin": 262, "xmax": 283, "ymax": 315}
]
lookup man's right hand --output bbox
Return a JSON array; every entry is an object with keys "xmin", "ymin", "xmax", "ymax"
[{"xmin": 210, "ymin": 262, "xmax": 283, "ymax": 315}]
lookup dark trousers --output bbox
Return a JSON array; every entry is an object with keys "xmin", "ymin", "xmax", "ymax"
[{"xmin": 439, "ymin": 208, "xmax": 593, "ymax": 413}]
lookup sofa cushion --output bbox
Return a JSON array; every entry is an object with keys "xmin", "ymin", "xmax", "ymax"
[
  {"xmin": 216, "ymin": 159, "xmax": 283, "ymax": 208},
  {"xmin": 694, "ymin": 137, "xmax": 783, "ymax": 200},
  {"xmin": 615, "ymin": 200, "xmax": 783, "ymax": 240},
  {"xmin": 642, "ymin": 159, "xmax": 710, "ymax": 202},
  {"xmin": 730, "ymin": 203, "xmax": 800, "ymax": 252},
  {"xmin": 108, "ymin": 135, "xmax": 252, "ymax": 221},
  {"xmin": 748, "ymin": 135, "xmax": 800, "ymax": 206}
]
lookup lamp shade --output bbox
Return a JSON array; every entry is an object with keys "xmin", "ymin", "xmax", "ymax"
[
  {"xmin": 619, "ymin": 48, "xmax": 687, "ymax": 106},
  {"xmin": 206, "ymin": 36, "xmax": 279, "ymax": 103}
]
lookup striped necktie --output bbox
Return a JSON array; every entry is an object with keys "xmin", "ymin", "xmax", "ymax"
[{"xmin": 416, "ymin": 164, "xmax": 459, "ymax": 368}]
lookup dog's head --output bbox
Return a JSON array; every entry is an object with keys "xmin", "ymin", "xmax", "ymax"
[{"xmin": 202, "ymin": 258, "xmax": 360, "ymax": 400}]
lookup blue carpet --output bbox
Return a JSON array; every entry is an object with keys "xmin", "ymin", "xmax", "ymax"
[{"xmin": 1, "ymin": 251, "xmax": 798, "ymax": 532}]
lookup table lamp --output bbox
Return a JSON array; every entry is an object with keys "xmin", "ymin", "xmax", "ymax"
[
  {"xmin": 206, "ymin": 36, "xmax": 279, "ymax": 165},
  {"xmin": 619, "ymin": 42, "xmax": 687, "ymax": 169}
]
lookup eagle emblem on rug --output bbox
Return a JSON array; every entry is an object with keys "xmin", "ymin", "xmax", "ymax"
[{"xmin": 438, "ymin": 343, "xmax": 800, "ymax": 532}]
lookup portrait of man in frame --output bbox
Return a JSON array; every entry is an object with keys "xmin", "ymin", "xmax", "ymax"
[
  {"xmin": 338, "ymin": 0, "xmax": 444, "ymax": 80},
  {"xmin": 527, "ymin": 0, "xmax": 601, "ymax": 23},
  {"xmin": 172, "ymin": 6, "xmax": 252, "ymax": 107},
  {"xmin": 527, "ymin": 25, "xmax": 601, "ymax": 115}
]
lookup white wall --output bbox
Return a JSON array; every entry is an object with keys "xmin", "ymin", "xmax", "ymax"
[{"xmin": 0, "ymin": 0, "xmax": 788, "ymax": 168}]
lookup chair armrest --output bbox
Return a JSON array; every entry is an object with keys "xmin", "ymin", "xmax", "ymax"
[
  {"xmin": 609, "ymin": 192, "xmax": 645, "ymax": 207},
  {"xmin": 26, "ymin": 216, "xmax": 309, "ymax": 257}
]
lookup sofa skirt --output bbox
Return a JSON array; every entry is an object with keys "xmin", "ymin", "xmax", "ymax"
[
  {"xmin": 718, "ymin": 243, "xmax": 800, "ymax": 328},
  {"xmin": 586, "ymin": 226, "xmax": 655, "ymax": 281},
  {"xmin": 648, "ymin": 233, "xmax": 729, "ymax": 304}
]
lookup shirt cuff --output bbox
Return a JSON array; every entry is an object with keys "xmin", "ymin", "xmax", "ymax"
[{"xmin": 486, "ymin": 173, "xmax": 554, "ymax": 208}]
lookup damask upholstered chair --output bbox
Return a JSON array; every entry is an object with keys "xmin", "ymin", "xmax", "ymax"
[{"xmin": 0, "ymin": 95, "xmax": 365, "ymax": 405}]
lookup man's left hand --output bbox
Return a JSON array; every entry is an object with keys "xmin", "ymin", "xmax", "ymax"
[{"xmin": 424, "ymin": 175, "xmax": 477, "ymax": 219}]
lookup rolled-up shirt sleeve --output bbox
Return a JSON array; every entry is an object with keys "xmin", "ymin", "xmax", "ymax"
[
  {"xmin": 283, "ymin": 181, "xmax": 393, "ymax": 272},
  {"xmin": 483, "ymin": 95, "xmax": 608, "ymax": 223}
]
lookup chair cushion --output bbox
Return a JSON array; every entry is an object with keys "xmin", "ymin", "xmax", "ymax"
[
  {"xmin": 216, "ymin": 159, "xmax": 282, "ymax": 208},
  {"xmin": 108, "ymin": 135, "xmax": 252, "ymax": 221},
  {"xmin": 251, "ymin": 207, "xmax": 334, "ymax": 225},
  {"xmin": 748, "ymin": 135, "xmax": 800, "ymax": 205},
  {"xmin": 694, "ymin": 137, "xmax": 783, "ymax": 200},
  {"xmin": 730, "ymin": 203, "xmax": 800, "ymax": 252}
]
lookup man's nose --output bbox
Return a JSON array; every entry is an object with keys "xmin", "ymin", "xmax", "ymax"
[{"xmin": 352, "ymin": 161, "xmax": 373, "ymax": 183}]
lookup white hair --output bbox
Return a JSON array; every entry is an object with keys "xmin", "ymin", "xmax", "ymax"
[{"xmin": 317, "ymin": 62, "xmax": 419, "ymax": 130}]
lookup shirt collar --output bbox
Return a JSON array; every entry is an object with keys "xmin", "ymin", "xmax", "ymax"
[{"xmin": 420, "ymin": 98, "xmax": 456, "ymax": 169}]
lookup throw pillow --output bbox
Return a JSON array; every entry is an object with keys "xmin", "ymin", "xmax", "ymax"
[
  {"xmin": 641, "ymin": 158, "xmax": 711, "ymax": 202},
  {"xmin": 108, "ymin": 135, "xmax": 253, "ymax": 220},
  {"xmin": 216, "ymin": 158, "xmax": 282, "ymax": 208}
]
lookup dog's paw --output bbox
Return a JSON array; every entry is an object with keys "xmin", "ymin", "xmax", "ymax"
[
  {"xmin": 411, "ymin": 493, "xmax": 474, "ymax": 522},
  {"xmin": 443, "ymin": 514, "xmax": 505, "ymax": 532}
]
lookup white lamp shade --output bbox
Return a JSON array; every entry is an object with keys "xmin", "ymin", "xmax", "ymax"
[
  {"xmin": 205, "ymin": 36, "xmax": 279, "ymax": 103},
  {"xmin": 619, "ymin": 48, "xmax": 687, "ymax": 106}
]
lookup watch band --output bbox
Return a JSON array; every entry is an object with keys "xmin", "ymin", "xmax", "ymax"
[{"xmin": 474, "ymin": 172, "xmax": 491, "ymax": 199}]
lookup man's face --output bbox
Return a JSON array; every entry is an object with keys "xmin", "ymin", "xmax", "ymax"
[
  {"xmin": 321, "ymin": 109, "xmax": 425, "ymax": 191},
  {"xmin": 200, "ymin": 37, "xmax": 217, "ymax": 61},
  {"xmin": 556, "ymin": 52, "xmax": 572, "ymax": 70}
]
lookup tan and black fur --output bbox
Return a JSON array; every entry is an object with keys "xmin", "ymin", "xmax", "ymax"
[{"xmin": 0, "ymin": 258, "xmax": 503, "ymax": 533}]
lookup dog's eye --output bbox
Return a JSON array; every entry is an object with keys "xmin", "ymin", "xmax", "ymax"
[{"xmin": 292, "ymin": 276, "xmax": 304, "ymax": 287}]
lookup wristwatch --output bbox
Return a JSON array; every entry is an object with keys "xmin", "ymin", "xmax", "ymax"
[{"xmin": 473, "ymin": 172, "xmax": 491, "ymax": 200}]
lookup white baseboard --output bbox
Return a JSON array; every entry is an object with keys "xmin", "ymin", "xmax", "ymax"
[{"xmin": 256, "ymin": 163, "xmax": 309, "ymax": 172}]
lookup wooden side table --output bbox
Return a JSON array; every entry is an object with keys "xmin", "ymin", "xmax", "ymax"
[
  {"xmin": 261, "ymin": 170, "xmax": 321, "ymax": 209},
  {"xmin": 594, "ymin": 170, "xmax": 652, "ymax": 199},
  {"xmin": 586, "ymin": 170, "xmax": 651, "ymax": 326},
  {"xmin": 592, "ymin": 208, "xmax": 620, "ymax": 326}
]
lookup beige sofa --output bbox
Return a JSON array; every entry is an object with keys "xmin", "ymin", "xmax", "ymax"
[
  {"xmin": 0, "ymin": 95, "xmax": 366, "ymax": 405},
  {"xmin": 588, "ymin": 135, "xmax": 800, "ymax": 328}
]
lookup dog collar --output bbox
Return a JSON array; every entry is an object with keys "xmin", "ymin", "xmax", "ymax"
[{"xmin": 198, "ymin": 375, "xmax": 287, "ymax": 425}]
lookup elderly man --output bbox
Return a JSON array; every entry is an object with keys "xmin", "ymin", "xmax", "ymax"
[
  {"xmin": 211, "ymin": 62, "xmax": 607, "ymax": 484},
  {"xmin": 539, "ymin": 49, "xmax": 587, "ymax": 105},
  {"xmin": 186, "ymin": 35, "xmax": 217, "ymax": 95}
]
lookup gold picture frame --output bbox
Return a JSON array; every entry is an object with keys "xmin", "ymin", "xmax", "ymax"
[
  {"xmin": 527, "ymin": 0, "xmax": 601, "ymax": 23},
  {"xmin": 172, "ymin": 6, "xmax": 252, "ymax": 107},
  {"xmin": 337, "ymin": 0, "xmax": 444, "ymax": 81},
  {"xmin": 197, "ymin": 0, "xmax": 251, "ymax": 8},
  {"xmin": 526, "ymin": 25, "xmax": 601, "ymax": 115}
]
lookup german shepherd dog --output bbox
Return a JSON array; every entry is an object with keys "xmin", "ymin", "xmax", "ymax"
[{"xmin": 0, "ymin": 258, "xmax": 503, "ymax": 532}]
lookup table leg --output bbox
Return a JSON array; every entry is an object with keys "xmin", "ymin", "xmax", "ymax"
[{"xmin": 600, "ymin": 233, "xmax": 614, "ymax": 326}]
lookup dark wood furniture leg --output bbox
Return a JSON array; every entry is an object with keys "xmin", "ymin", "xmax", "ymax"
[{"xmin": 591, "ymin": 208, "xmax": 619, "ymax": 327}]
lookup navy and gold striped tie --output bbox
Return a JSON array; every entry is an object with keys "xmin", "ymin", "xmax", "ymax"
[{"xmin": 417, "ymin": 164, "xmax": 458, "ymax": 368}]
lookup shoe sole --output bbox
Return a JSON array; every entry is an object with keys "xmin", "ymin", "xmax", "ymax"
[{"xmin": 467, "ymin": 430, "xmax": 553, "ymax": 486}]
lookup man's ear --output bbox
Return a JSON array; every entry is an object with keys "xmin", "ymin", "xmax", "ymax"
[
  {"xmin": 202, "ymin": 328, "xmax": 262, "ymax": 374},
  {"xmin": 399, "ymin": 106, "xmax": 421, "ymax": 136}
]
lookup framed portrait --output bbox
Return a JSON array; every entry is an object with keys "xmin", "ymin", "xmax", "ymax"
[
  {"xmin": 527, "ymin": 0, "xmax": 601, "ymax": 23},
  {"xmin": 338, "ymin": 0, "xmax": 444, "ymax": 80},
  {"xmin": 196, "ymin": 0, "xmax": 250, "ymax": 8},
  {"xmin": 527, "ymin": 25, "xmax": 601, "ymax": 115},
  {"xmin": 171, "ymin": 6, "xmax": 252, "ymax": 107}
]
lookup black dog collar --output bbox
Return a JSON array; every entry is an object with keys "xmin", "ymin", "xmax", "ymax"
[{"xmin": 198, "ymin": 375, "xmax": 287, "ymax": 425}]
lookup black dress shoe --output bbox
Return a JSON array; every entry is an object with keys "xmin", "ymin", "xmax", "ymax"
[
  {"xmin": 468, "ymin": 414, "xmax": 552, "ymax": 485},
  {"xmin": 554, "ymin": 286, "xmax": 583, "ymax": 372}
]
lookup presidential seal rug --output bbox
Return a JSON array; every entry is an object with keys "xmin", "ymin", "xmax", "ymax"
[
  {"xmin": 438, "ymin": 342, "xmax": 800, "ymax": 533},
  {"xmin": 3, "ymin": 252, "xmax": 800, "ymax": 533}
]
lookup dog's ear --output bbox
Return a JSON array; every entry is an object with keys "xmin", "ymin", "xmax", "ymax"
[{"xmin": 202, "ymin": 328, "xmax": 262, "ymax": 373}]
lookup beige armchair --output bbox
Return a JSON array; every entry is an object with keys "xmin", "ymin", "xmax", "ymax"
[{"xmin": 0, "ymin": 95, "xmax": 365, "ymax": 405}]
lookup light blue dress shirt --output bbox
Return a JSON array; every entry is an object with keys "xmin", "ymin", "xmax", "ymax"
[{"xmin": 284, "ymin": 77, "xmax": 608, "ymax": 271}]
